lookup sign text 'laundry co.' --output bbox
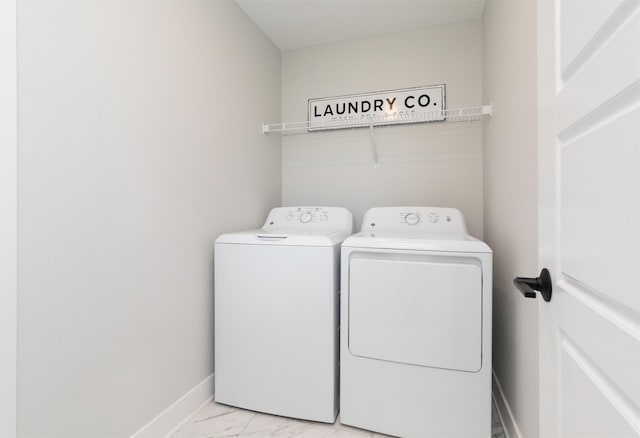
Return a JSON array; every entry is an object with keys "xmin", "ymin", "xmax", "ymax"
[{"xmin": 308, "ymin": 85, "xmax": 446, "ymax": 131}]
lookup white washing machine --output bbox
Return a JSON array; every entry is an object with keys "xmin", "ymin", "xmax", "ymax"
[
  {"xmin": 340, "ymin": 207, "xmax": 492, "ymax": 438},
  {"xmin": 214, "ymin": 206, "xmax": 353, "ymax": 423}
]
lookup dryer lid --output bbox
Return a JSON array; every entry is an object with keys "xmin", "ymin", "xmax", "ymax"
[
  {"xmin": 348, "ymin": 252, "xmax": 484, "ymax": 372},
  {"xmin": 343, "ymin": 231, "xmax": 491, "ymax": 253}
]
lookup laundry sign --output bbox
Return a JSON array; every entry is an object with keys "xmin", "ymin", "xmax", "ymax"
[{"xmin": 308, "ymin": 85, "xmax": 446, "ymax": 131}]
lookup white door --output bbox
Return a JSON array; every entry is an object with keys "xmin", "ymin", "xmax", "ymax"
[{"xmin": 538, "ymin": 0, "xmax": 640, "ymax": 437}]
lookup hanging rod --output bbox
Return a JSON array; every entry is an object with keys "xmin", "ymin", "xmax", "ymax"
[{"xmin": 262, "ymin": 104, "xmax": 492, "ymax": 134}]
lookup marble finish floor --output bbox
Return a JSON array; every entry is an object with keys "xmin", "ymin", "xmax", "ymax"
[{"xmin": 170, "ymin": 399, "xmax": 507, "ymax": 438}]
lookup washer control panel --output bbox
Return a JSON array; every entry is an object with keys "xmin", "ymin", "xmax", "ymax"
[
  {"xmin": 282, "ymin": 207, "xmax": 331, "ymax": 224},
  {"xmin": 262, "ymin": 206, "xmax": 353, "ymax": 233},
  {"xmin": 362, "ymin": 207, "xmax": 467, "ymax": 234}
]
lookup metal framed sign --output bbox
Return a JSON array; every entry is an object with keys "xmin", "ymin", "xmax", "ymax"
[{"xmin": 308, "ymin": 85, "xmax": 446, "ymax": 131}]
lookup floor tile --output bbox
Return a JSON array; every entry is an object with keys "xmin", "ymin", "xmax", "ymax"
[
  {"xmin": 171, "ymin": 400, "xmax": 506, "ymax": 438},
  {"xmin": 238, "ymin": 412, "xmax": 315, "ymax": 437},
  {"xmin": 171, "ymin": 404, "xmax": 255, "ymax": 438}
]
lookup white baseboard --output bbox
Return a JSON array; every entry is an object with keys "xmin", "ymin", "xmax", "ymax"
[
  {"xmin": 131, "ymin": 373, "xmax": 214, "ymax": 438},
  {"xmin": 492, "ymin": 369, "xmax": 522, "ymax": 438}
]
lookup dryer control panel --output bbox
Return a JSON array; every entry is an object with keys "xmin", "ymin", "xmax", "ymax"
[
  {"xmin": 262, "ymin": 206, "xmax": 353, "ymax": 233},
  {"xmin": 360, "ymin": 207, "xmax": 468, "ymax": 234}
]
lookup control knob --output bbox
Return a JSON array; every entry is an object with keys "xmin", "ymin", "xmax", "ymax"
[
  {"xmin": 405, "ymin": 213, "xmax": 420, "ymax": 225},
  {"xmin": 300, "ymin": 212, "xmax": 313, "ymax": 223}
]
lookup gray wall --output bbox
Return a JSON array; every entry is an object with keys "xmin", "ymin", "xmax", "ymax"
[
  {"xmin": 281, "ymin": 21, "xmax": 484, "ymax": 237},
  {"xmin": 482, "ymin": 1, "xmax": 539, "ymax": 437},
  {"xmin": 16, "ymin": 1, "xmax": 281, "ymax": 436}
]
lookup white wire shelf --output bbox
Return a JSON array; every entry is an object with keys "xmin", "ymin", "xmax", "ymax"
[{"xmin": 262, "ymin": 104, "xmax": 492, "ymax": 134}]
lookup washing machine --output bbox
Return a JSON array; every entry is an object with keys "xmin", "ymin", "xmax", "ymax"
[
  {"xmin": 340, "ymin": 207, "xmax": 492, "ymax": 438},
  {"xmin": 214, "ymin": 206, "xmax": 352, "ymax": 423}
]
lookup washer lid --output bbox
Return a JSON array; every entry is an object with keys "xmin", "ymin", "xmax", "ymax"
[
  {"xmin": 215, "ymin": 206, "xmax": 353, "ymax": 247},
  {"xmin": 343, "ymin": 231, "xmax": 492, "ymax": 253},
  {"xmin": 216, "ymin": 229, "xmax": 350, "ymax": 246}
]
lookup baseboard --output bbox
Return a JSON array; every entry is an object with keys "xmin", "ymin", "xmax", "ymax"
[
  {"xmin": 130, "ymin": 373, "xmax": 214, "ymax": 438},
  {"xmin": 492, "ymin": 369, "xmax": 522, "ymax": 438}
]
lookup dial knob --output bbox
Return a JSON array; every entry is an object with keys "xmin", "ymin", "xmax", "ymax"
[
  {"xmin": 300, "ymin": 212, "xmax": 313, "ymax": 223},
  {"xmin": 405, "ymin": 213, "xmax": 420, "ymax": 225},
  {"xmin": 428, "ymin": 214, "xmax": 439, "ymax": 223}
]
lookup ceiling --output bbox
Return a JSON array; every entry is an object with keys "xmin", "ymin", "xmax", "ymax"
[{"xmin": 235, "ymin": 0, "xmax": 486, "ymax": 51}]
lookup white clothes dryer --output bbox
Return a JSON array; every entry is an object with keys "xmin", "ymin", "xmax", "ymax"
[
  {"xmin": 340, "ymin": 207, "xmax": 492, "ymax": 438},
  {"xmin": 214, "ymin": 207, "xmax": 352, "ymax": 423}
]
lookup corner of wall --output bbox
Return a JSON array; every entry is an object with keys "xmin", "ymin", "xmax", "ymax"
[
  {"xmin": 131, "ymin": 375, "xmax": 214, "ymax": 438},
  {"xmin": 0, "ymin": 1, "xmax": 18, "ymax": 437},
  {"xmin": 482, "ymin": 0, "xmax": 540, "ymax": 437}
]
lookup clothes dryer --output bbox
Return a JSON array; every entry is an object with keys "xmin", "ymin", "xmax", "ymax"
[
  {"xmin": 340, "ymin": 207, "xmax": 492, "ymax": 437},
  {"xmin": 215, "ymin": 207, "xmax": 352, "ymax": 423}
]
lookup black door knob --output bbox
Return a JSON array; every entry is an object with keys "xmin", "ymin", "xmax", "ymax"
[{"xmin": 513, "ymin": 268, "xmax": 552, "ymax": 302}]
